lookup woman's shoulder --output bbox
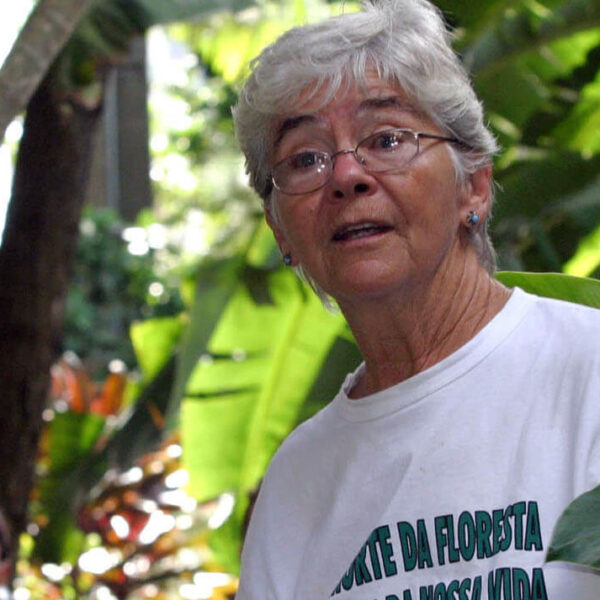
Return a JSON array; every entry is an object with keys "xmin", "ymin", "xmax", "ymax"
[
  {"xmin": 269, "ymin": 401, "xmax": 338, "ymax": 469},
  {"xmin": 514, "ymin": 288, "xmax": 600, "ymax": 362},
  {"xmin": 521, "ymin": 287, "xmax": 600, "ymax": 333}
]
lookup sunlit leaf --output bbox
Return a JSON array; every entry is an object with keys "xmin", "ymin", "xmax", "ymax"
[
  {"xmin": 495, "ymin": 270, "xmax": 600, "ymax": 307},
  {"xmin": 552, "ymin": 72, "xmax": 600, "ymax": 156},
  {"xmin": 131, "ymin": 315, "xmax": 184, "ymax": 380},
  {"xmin": 245, "ymin": 220, "xmax": 282, "ymax": 269},
  {"xmin": 563, "ymin": 222, "xmax": 600, "ymax": 276},
  {"xmin": 181, "ymin": 267, "xmax": 348, "ymax": 571},
  {"xmin": 185, "ymin": 270, "xmax": 342, "ymax": 486},
  {"xmin": 464, "ymin": 0, "xmax": 600, "ymax": 76},
  {"xmin": 166, "ymin": 255, "xmax": 245, "ymax": 428},
  {"xmin": 542, "ymin": 29, "xmax": 600, "ymax": 77},
  {"xmin": 185, "ymin": 1, "xmax": 360, "ymax": 84}
]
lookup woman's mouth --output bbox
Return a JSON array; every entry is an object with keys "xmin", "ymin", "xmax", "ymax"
[{"xmin": 332, "ymin": 222, "xmax": 393, "ymax": 242}]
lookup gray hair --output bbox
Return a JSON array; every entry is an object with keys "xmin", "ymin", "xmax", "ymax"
[{"xmin": 233, "ymin": 0, "xmax": 499, "ymax": 277}]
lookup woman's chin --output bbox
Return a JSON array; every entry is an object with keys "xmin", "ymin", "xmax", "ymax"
[{"xmin": 322, "ymin": 262, "xmax": 414, "ymax": 304}]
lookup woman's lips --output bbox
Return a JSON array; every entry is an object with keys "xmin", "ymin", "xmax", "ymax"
[{"xmin": 332, "ymin": 222, "xmax": 393, "ymax": 242}]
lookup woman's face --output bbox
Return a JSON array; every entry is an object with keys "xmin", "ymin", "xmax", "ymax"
[{"xmin": 266, "ymin": 77, "xmax": 490, "ymax": 305}]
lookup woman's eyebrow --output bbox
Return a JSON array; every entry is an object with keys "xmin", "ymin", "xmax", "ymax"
[{"xmin": 274, "ymin": 114, "xmax": 320, "ymax": 147}]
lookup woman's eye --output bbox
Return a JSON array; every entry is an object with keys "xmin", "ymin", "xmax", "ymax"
[
  {"xmin": 372, "ymin": 131, "xmax": 403, "ymax": 150},
  {"xmin": 288, "ymin": 152, "xmax": 324, "ymax": 170}
]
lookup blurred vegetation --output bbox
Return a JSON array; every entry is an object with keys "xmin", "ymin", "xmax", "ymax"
[
  {"xmin": 63, "ymin": 208, "xmax": 185, "ymax": 379},
  {"xmin": 19, "ymin": 355, "xmax": 237, "ymax": 599},
  {"xmin": 4, "ymin": 0, "xmax": 600, "ymax": 597}
]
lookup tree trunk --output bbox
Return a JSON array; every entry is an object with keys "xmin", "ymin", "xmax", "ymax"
[
  {"xmin": 0, "ymin": 68, "xmax": 102, "ymax": 578},
  {"xmin": 0, "ymin": 0, "xmax": 94, "ymax": 142}
]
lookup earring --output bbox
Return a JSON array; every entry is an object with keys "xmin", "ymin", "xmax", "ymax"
[
  {"xmin": 283, "ymin": 253, "xmax": 292, "ymax": 266},
  {"xmin": 466, "ymin": 210, "xmax": 480, "ymax": 226}
]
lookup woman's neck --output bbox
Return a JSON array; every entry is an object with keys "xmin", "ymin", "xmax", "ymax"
[{"xmin": 339, "ymin": 254, "xmax": 511, "ymax": 399}]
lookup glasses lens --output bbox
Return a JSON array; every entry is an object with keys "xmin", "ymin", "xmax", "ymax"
[
  {"xmin": 272, "ymin": 151, "xmax": 331, "ymax": 194},
  {"xmin": 357, "ymin": 129, "xmax": 418, "ymax": 172}
]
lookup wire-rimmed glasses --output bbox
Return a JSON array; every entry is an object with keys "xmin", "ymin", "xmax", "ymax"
[{"xmin": 271, "ymin": 128, "xmax": 462, "ymax": 196}]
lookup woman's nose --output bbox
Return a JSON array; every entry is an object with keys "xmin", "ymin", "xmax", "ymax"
[{"xmin": 328, "ymin": 150, "xmax": 376, "ymax": 200}]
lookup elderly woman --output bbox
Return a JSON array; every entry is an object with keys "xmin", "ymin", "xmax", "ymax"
[{"xmin": 232, "ymin": 0, "xmax": 600, "ymax": 598}]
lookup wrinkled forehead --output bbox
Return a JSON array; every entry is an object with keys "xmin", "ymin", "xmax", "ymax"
[{"xmin": 268, "ymin": 74, "xmax": 429, "ymax": 150}]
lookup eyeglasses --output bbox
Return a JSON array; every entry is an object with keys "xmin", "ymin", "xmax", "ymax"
[{"xmin": 270, "ymin": 128, "xmax": 463, "ymax": 196}]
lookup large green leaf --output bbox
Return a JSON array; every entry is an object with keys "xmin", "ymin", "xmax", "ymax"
[
  {"xmin": 181, "ymin": 265, "xmax": 349, "ymax": 571},
  {"xmin": 182, "ymin": 267, "xmax": 345, "ymax": 500},
  {"xmin": 130, "ymin": 315, "xmax": 184, "ymax": 380},
  {"xmin": 547, "ymin": 484, "xmax": 600, "ymax": 570},
  {"xmin": 495, "ymin": 270, "xmax": 600, "ymax": 307},
  {"xmin": 166, "ymin": 255, "xmax": 245, "ymax": 428}
]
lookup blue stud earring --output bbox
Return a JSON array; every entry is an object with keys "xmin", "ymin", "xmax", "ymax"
[
  {"xmin": 466, "ymin": 210, "xmax": 480, "ymax": 226},
  {"xmin": 283, "ymin": 253, "xmax": 292, "ymax": 266}
]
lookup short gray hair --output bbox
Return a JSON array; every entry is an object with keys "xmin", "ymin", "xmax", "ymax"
[{"xmin": 233, "ymin": 0, "xmax": 499, "ymax": 274}]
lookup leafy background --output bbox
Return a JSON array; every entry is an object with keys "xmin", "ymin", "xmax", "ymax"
[{"xmin": 3, "ymin": 0, "xmax": 600, "ymax": 598}]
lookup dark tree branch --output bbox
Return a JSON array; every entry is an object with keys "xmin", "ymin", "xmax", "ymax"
[
  {"xmin": 0, "ymin": 67, "xmax": 103, "ymax": 577},
  {"xmin": 0, "ymin": 0, "xmax": 95, "ymax": 141}
]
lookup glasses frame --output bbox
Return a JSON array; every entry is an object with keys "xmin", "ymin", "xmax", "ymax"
[{"xmin": 270, "ymin": 128, "xmax": 463, "ymax": 196}]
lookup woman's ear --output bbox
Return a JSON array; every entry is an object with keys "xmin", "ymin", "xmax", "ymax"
[{"xmin": 460, "ymin": 164, "xmax": 492, "ymax": 222}]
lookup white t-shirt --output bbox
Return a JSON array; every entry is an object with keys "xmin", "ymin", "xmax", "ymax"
[{"xmin": 237, "ymin": 289, "xmax": 600, "ymax": 599}]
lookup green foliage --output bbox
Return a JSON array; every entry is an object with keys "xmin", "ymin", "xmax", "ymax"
[
  {"xmin": 148, "ymin": 56, "xmax": 262, "ymax": 265},
  {"xmin": 547, "ymin": 484, "xmax": 600, "ymax": 571},
  {"xmin": 172, "ymin": 1, "xmax": 360, "ymax": 86},
  {"xmin": 24, "ymin": 0, "xmax": 600, "ymax": 591},
  {"xmin": 131, "ymin": 316, "xmax": 184, "ymax": 379},
  {"xmin": 35, "ymin": 411, "xmax": 106, "ymax": 564},
  {"xmin": 456, "ymin": 1, "xmax": 600, "ymax": 273},
  {"xmin": 55, "ymin": 0, "xmax": 258, "ymax": 91},
  {"xmin": 495, "ymin": 271, "xmax": 600, "ymax": 307},
  {"xmin": 63, "ymin": 207, "xmax": 184, "ymax": 379}
]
